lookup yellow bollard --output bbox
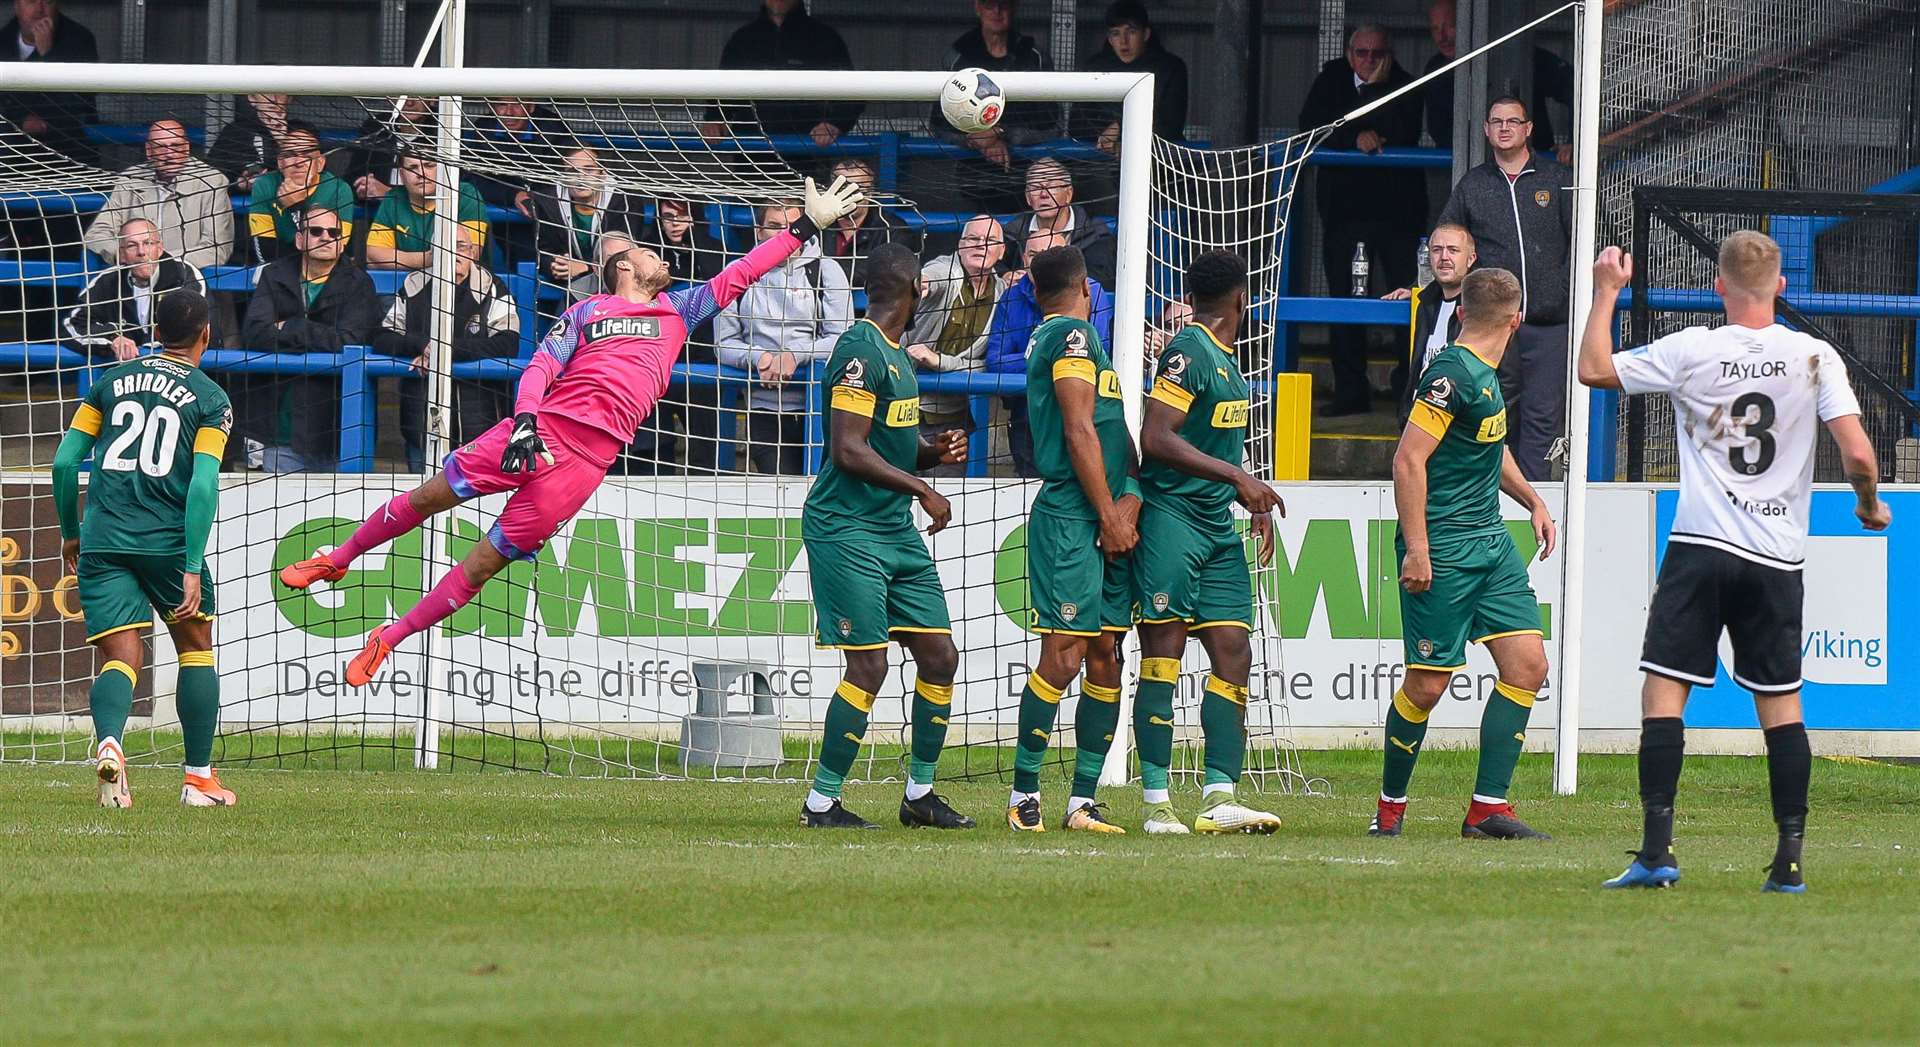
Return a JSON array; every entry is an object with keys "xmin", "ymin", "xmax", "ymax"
[{"xmin": 1271, "ymin": 371, "xmax": 1312, "ymax": 481}]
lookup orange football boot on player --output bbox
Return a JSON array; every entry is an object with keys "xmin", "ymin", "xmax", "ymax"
[
  {"xmin": 346, "ymin": 628, "xmax": 395, "ymax": 687},
  {"xmin": 96, "ymin": 738, "xmax": 131, "ymax": 809},
  {"xmin": 180, "ymin": 769, "xmax": 236, "ymax": 806},
  {"xmin": 279, "ymin": 554, "xmax": 346, "ymax": 590}
]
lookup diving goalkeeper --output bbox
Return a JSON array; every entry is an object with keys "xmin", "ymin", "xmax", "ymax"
[{"xmin": 281, "ymin": 176, "xmax": 866, "ymax": 686}]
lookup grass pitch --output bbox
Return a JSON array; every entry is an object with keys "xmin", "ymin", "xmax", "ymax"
[{"xmin": 3, "ymin": 750, "xmax": 1918, "ymax": 1045}]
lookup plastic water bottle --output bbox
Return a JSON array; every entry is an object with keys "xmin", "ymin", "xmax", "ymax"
[
  {"xmin": 1415, "ymin": 236, "xmax": 1433, "ymax": 287},
  {"xmin": 1350, "ymin": 242, "xmax": 1370, "ymax": 297}
]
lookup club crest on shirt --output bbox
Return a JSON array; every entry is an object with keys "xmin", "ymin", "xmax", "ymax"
[
  {"xmin": 1417, "ymin": 638, "xmax": 1434, "ymax": 658},
  {"xmin": 1161, "ymin": 352, "xmax": 1188, "ymax": 381},
  {"xmin": 1535, "ymin": 190, "xmax": 1552, "ymax": 207},
  {"xmin": 841, "ymin": 357, "xmax": 866, "ymax": 389},
  {"xmin": 1061, "ymin": 602, "xmax": 1079, "ymax": 623}
]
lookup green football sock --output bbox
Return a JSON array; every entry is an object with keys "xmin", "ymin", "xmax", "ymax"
[
  {"xmin": 176, "ymin": 651, "xmax": 220, "ymax": 768},
  {"xmin": 909, "ymin": 679, "xmax": 953, "ymax": 786},
  {"xmin": 1473, "ymin": 680, "xmax": 1536, "ymax": 800},
  {"xmin": 811, "ymin": 681, "xmax": 873, "ymax": 800},
  {"xmin": 1201, "ymin": 675, "xmax": 1247, "ymax": 787},
  {"xmin": 1134, "ymin": 658, "xmax": 1179, "ymax": 793},
  {"xmin": 1071, "ymin": 679, "xmax": 1122, "ymax": 798},
  {"xmin": 1012, "ymin": 671, "xmax": 1066, "ymax": 794},
  {"xmin": 90, "ymin": 659, "xmax": 137, "ymax": 748},
  {"xmin": 1381, "ymin": 688, "xmax": 1430, "ymax": 800}
]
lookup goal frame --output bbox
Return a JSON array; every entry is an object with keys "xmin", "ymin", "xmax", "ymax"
[{"xmin": 0, "ymin": 60, "xmax": 1158, "ymax": 777}]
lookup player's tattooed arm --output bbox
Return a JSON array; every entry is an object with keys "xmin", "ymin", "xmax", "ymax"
[
  {"xmin": 1499, "ymin": 447, "xmax": 1557, "ymax": 559},
  {"xmin": 1391, "ymin": 420, "xmax": 1440, "ymax": 592},
  {"xmin": 1577, "ymin": 246, "xmax": 1631, "ymax": 390},
  {"xmin": 828, "ymin": 404, "xmax": 951, "ymax": 534},
  {"xmin": 1826, "ymin": 414, "xmax": 1892, "ymax": 531}
]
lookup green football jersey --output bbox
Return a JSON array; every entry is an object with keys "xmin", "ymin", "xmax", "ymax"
[
  {"xmin": 367, "ymin": 183, "xmax": 489, "ymax": 254},
  {"xmin": 1026, "ymin": 314, "xmax": 1137, "ymax": 520},
  {"xmin": 75, "ymin": 354, "xmax": 232, "ymax": 557},
  {"xmin": 1141, "ymin": 324, "xmax": 1250, "ymax": 525},
  {"xmin": 1406, "ymin": 343, "xmax": 1508, "ymax": 545},
  {"xmin": 803, "ymin": 319, "xmax": 923, "ymax": 539},
  {"xmin": 247, "ymin": 171, "xmax": 356, "ymax": 245}
]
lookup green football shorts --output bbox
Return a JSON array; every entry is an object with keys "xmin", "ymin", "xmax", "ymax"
[
  {"xmin": 1025, "ymin": 510, "xmax": 1132, "ymax": 636},
  {"xmin": 77, "ymin": 550, "xmax": 216, "ymax": 642},
  {"xmin": 1397, "ymin": 529, "xmax": 1541, "ymax": 671},
  {"xmin": 806, "ymin": 535, "xmax": 952, "ymax": 649},
  {"xmin": 1133, "ymin": 503, "xmax": 1252, "ymax": 631}
]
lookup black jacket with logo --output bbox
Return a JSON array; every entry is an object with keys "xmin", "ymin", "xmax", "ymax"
[
  {"xmin": 1437, "ymin": 152, "xmax": 1573, "ymax": 325},
  {"xmin": 62, "ymin": 255, "xmax": 208, "ymax": 355}
]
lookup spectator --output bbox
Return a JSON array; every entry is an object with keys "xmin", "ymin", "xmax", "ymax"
[
  {"xmin": 820, "ymin": 157, "xmax": 921, "ymax": 288},
  {"xmin": 63, "ymin": 217, "xmax": 207, "ymax": 359},
  {"xmin": 239, "ymin": 206, "xmax": 381, "ymax": 473},
  {"xmin": 373, "ymin": 225, "xmax": 519, "ymax": 472},
  {"xmin": 904, "ymin": 214, "xmax": 1009, "ymax": 476},
  {"xmin": 1076, "ymin": 1, "xmax": 1188, "ymax": 149},
  {"xmin": 209, "ymin": 93, "xmax": 289, "ymax": 192},
  {"xmin": 704, "ymin": 0, "xmax": 861, "ymax": 145},
  {"xmin": 531, "ymin": 145, "xmax": 644, "ymax": 298},
  {"xmin": 348, "ymin": 95, "xmax": 436, "ymax": 203},
  {"xmin": 1384, "ymin": 221, "xmax": 1474, "ymax": 421},
  {"xmin": 246, "ymin": 124, "xmax": 355, "ymax": 264},
  {"xmin": 986, "ymin": 226, "xmax": 1115, "ymax": 475},
  {"xmin": 932, "ymin": 0, "xmax": 1058, "ymax": 211},
  {"xmin": 1421, "ymin": 0, "xmax": 1575, "ymax": 163},
  {"xmin": 1003, "ymin": 157, "xmax": 1117, "ymax": 288},
  {"xmin": 635, "ymin": 197, "xmax": 730, "ymax": 474},
  {"xmin": 1299, "ymin": 22, "xmax": 1426, "ymax": 416},
  {"xmin": 365, "ymin": 154, "xmax": 489, "ymax": 271},
  {"xmin": 713, "ymin": 203, "xmax": 852, "ymax": 475},
  {"xmin": 83, "ymin": 119, "xmax": 234, "ymax": 272},
  {"xmin": 0, "ymin": 0, "xmax": 99, "ymax": 165},
  {"xmin": 466, "ymin": 97, "xmax": 568, "ymax": 213},
  {"xmin": 1436, "ymin": 96, "xmax": 1572, "ymax": 480}
]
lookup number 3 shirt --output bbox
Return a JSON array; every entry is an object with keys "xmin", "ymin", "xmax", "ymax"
[{"xmin": 1614, "ymin": 323, "xmax": 1861, "ymax": 569}]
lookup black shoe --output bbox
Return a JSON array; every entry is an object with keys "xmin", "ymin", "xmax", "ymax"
[
  {"xmin": 1461, "ymin": 803, "xmax": 1552, "ymax": 840},
  {"xmin": 900, "ymin": 792, "xmax": 976, "ymax": 829},
  {"xmin": 1763, "ymin": 835, "xmax": 1807, "ymax": 893},
  {"xmin": 800, "ymin": 799, "xmax": 879, "ymax": 829}
]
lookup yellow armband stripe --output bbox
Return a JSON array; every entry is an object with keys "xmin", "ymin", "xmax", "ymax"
[
  {"xmin": 1149, "ymin": 377, "xmax": 1195, "ymax": 411},
  {"xmin": 1409, "ymin": 400, "xmax": 1453, "ymax": 440},
  {"xmin": 364, "ymin": 225, "xmax": 397, "ymax": 250},
  {"xmin": 830, "ymin": 385, "xmax": 876, "ymax": 417},
  {"xmin": 248, "ymin": 212, "xmax": 276, "ymax": 238},
  {"xmin": 1052, "ymin": 356, "xmax": 1097, "ymax": 384},
  {"xmin": 193, "ymin": 426, "xmax": 229, "ymax": 459},
  {"xmin": 70, "ymin": 402, "xmax": 102, "ymax": 436}
]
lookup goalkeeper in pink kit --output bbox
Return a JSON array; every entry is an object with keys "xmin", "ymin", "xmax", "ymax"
[{"xmin": 281, "ymin": 176, "xmax": 866, "ymax": 686}]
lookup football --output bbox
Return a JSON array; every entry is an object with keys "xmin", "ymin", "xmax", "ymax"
[{"xmin": 940, "ymin": 67, "xmax": 1005, "ymax": 134}]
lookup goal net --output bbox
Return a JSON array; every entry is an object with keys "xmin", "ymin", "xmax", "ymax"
[{"xmin": 0, "ymin": 67, "xmax": 1318, "ymax": 795}]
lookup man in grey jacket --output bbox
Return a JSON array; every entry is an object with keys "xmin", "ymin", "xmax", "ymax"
[
  {"xmin": 1436, "ymin": 96, "xmax": 1574, "ymax": 481},
  {"xmin": 83, "ymin": 119, "xmax": 234, "ymax": 272},
  {"xmin": 905, "ymin": 214, "xmax": 1008, "ymax": 476},
  {"xmin": 714, "ymin": 203, "xmax": 854, "ymax": 475}
]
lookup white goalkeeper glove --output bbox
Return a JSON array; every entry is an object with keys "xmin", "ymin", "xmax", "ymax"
[{"xmin": 803, "ymin": 174, "xmax": 864, "ymax": 230}]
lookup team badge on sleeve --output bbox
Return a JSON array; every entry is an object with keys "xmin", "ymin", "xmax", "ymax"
[
  {"xmin": 1063, "ymin": 329, "xmax": 1089, "ymax": 358},
  {"xmin": 839, "ymin": 357, "xmax": 866, "ymax": 389},
  {"xmin": 218, "ymin": 403, "xmax": 233, "ymax": 434},
  {"xmin": 1420, "ymin": 375, "xmax": 1453, "ymax": 409},
  {"xmin": 1160, "ymin": 352, "xmax": 1188, "ymax": 383}
]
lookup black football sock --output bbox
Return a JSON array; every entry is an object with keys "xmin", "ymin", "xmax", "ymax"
[
  {"xmin": 1638, "ymin": 717, "xmax": 1685, "ymax": 861},
  {"xmin": 1764, "ymin": 722, "xmax": 1810, "ymax": 882}
]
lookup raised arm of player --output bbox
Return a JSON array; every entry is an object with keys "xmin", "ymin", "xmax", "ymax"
[
  {"xmin": 51, "ymin": 400, "xmax": 102, "ymax": 574},
  {"xmin": 666, "ymin": 175, "xmax": 863, "ymax": 330},
  {"xmin": 1391, "ymin": 421, "xmax": 1439, "ymax": 593},
  {"xmin": 1576, "ymin": 246, "xmax": 1632, "ymax": 390},
  {"xmin": 1499, "ymin": 446, "xmax": 1557, "ymax": 559}
]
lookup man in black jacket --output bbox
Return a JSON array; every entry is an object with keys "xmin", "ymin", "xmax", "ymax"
[
  {"xmin": 63, "ymin": 217, "xmax": 208, "ymax": 359},
  {"xmin": 633, "ymin": 198, "xmax": 731, "ymax": 474},
  {"xmin": 1299, "ymin": 23, "xmax": 1427, "ymax": 416},
  {"xmin": 931, "ymin": 0, "xmax": 1058, "ymax": 212},
  {"xmin": 0, "ymin": 0, "xmax": 98, "ymax": 166},
  {"xmin": 373, "ymin": 226, "xmax": 519, "ymax": 471},
  {"xmin": 1436, "ymin": 96, "xmax": 1573, "ymax": 480},
  {"xmin": 1386, "ymin": 222, "xmax": 1473, "ymax": 421},
  {"xmin": 1002, "ymin": 157, "xmax": 1117, "ymax": 289},
  {"xmin": 239, "ymin": 205, "xmax": 381, "ymax": 473},
  {"xmin": 704, "ymin": 0, "xmax": 861, "ymax": 145},
  {"xmin": 1076, "ymin": 0, "xmax": 1188, "ymax": 148}
]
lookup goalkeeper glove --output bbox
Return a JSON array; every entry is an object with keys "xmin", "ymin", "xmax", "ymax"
[
  {"xmin": 792, "ymin": 175, "xmax": 863, "ymax": 240},
  {"xmin": 500, "ymin": 412, "xmax": 555, "ymax": 474}
]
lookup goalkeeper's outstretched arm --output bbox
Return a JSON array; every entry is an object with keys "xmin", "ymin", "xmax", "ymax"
[{"xmin": 666, "ymin": 175, "xmax": 863, "ymax": 330}]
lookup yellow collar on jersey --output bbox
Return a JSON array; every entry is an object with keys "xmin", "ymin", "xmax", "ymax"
[
  {"xmin": 1186, "ymin": 322, "xmax": 1234, "ymax": 354},
  {"xmin": 856, "ymin": 316, "xmax": 902, "ymax": 349}
]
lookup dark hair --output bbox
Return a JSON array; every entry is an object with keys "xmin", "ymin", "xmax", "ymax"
[
  {"xmin": 1187, "ymin": 249, "xmax": 1247, "ymax": 307},
  {"xmin": 1486, "ymin": 95, "xmax": 1530, "ymax": 121},
  {"xmin": 155, "ymin": 289, "xmax": 210, "ymax": 349},
  {"xmin": 281, "ymin": 120, "xmax": 322, "ymax": 143},
  {"xmin": 1029, "ymin": 244, "xmax": 1087, "ymax": 302},
  {"xmin": 1105, "ymin": 1, "xmax": 1151, "ymax": 30},
  {"xmin": 864, "ymin": 242, "xmax": 921, "ymax": 308}
]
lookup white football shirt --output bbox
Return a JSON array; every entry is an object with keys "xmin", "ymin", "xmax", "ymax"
[{"xmin": 1614, "ymin": 323, "xmax": 1861, "ymax": 569}]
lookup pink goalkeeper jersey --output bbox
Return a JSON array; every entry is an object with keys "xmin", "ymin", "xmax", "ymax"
[{"xmin": 512, "ymin": 228, "xmax": 804, "ymax": 464}]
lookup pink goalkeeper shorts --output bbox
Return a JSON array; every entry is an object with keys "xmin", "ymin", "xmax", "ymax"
[{"xmin": 443, "ymin": 414, "xmax": 613, "ymax": 561}]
